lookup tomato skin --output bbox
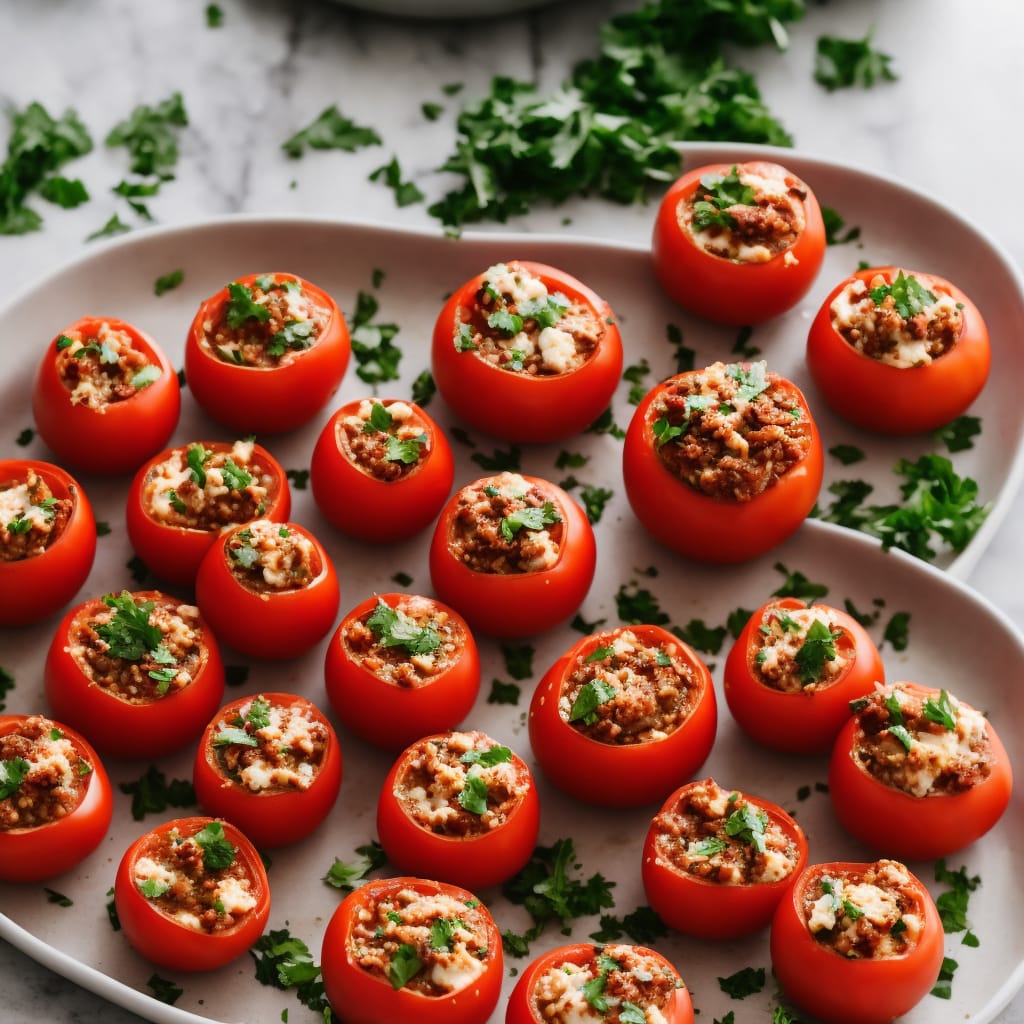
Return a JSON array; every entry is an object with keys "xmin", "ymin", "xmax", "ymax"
[
  {"xmin": 310, "ymin": 398, "xmax": 454, "ymax": 543},
  {"xmin": 641, "ymin": 781, "xmax": 808, "ymax": 940},
  {"xmin": 770, "ymin": 860, "xmax": 944, "ymax": 1024},
  {"xmin": 430, "ymin": 260, "xmax": 623, "ymax": 443},
  {"xmin": 192, "ymin": 692, "xmax": 342, "ymax": 848},
  {"xmin": 0, "ymin": 716, "xmax": 113, "ymax": 883},
  {"xmin": 195, "ymin": 521, "xmax": 340, "ymax": 661},
  {"xmin": 324, "ymin": 593, "xmax": 480, "ymax": 751},
  {"xmin": 184, "ymin": 272, "xmax": 350, "ymax": 435},
  {"xmin": 806, "ymin": 266, "xmax": 991, "ymax": 434},
  {"xmin": 376, "ymin": 732, "xmax": 540, "ymax": 890},
  {"xmin": 0, "ymin": 459, "xmax": 96, "ymax": 627},
  {"xmin": 32, "ymin": 316, "xmax": 181, "ymax": 476},
  {"xmin": 652, "ymin": 161, "xmax": 826, "ymax": 325},
  {"xmin": 44, "ymin": 590, "xmax": 226, "ymax": 759},
  {"xmin": 113, "ymin": 816, "xmax": 270, "ymax": 973},
  {"xmin": 321, "ymin": 876, "xmax": 504, "ymax": 1024},
  {"xmin": 528, "ymin": 625, "xmax": 717, "ymax": 807},
  {"xmin": 622, "ymin": 371, "xmax": 823, "ymax": 564},
  {"xmin": 723, "ymin": 598, "xmax": 883, "ymax": 754},
  {"xmin": 504, "ymin": 943, "xmax": 694, "ymax": 1024},
  {"xmin": 125, "ymin": 440, "xmax": 291, "ymax": 587},
  {"xmin": 828, "ymin": 681, "xmax": 1013, "ymax": 860},
  {"xmin": 428, "ymin": 475, "xmax": 597, "ymax": 638}
]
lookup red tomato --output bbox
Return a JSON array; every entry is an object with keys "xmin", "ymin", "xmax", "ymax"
[
  {"xmin": 376, "ymin": 730, "xmax": 540, "ymax": 890},
  {"xmin": 528, "ymin": 625, "xmax": 717, "ymax": 807},
  {"xmin": 32, "ymin": 316, "xmax": 180, "ymax": 475},
  {"xmin": 44, "ymin": 590, "xmax": 226, "ymax": 759},
  {"xmin": 431, "ymin": 259, "xmax": 623, "ymax": 442},
  {"xmin": 0, "ymin": 714, "xmax": 112, "ymax": 882},
  {"xmin": 505, "ymin": 942, "xmax": 694, "ymax": 1024},
  {"xmin": 641, "ymin": 779, "xmax": 808, "ymax": 940},
  {"xmin": 193, "ymin": 692, "xmax": 342, "ymax": 848},
  {"xmin": 125, "ymin": 439, "xmax": 291, "ymax": 587},
  {"xmin": 428, "ymin": 473, "xmax": 597, "ymax": 638},
  {"xmin": 324, "ymin": 593, "xmax": 480, "ymax": 751},
  {"xmin": 0, "ymin": 459, "xmax": 96, "ymax": 627},
  {"xmin": 771, "ymin": 859, "xmax": 944, "ymax": 1024},
  {"xmin": 622, "ymin": 363, "xmax": 823, "ymax": 563},
  {"xmin": 652, "ymin": 161, "xmax": 826, "ymax": 325},
  {"xmin": 184, "ymin": 271, "xmax": 350, "ymax": 435},
  {"xmin": 806, "ymin": 266, "xmax": 991, "ymax": 434},
  {"xmin": 310, "ymin": 397, "xmax": 454, "ymax": 543},
  {"xmin": 321, "ymin": 875, "xmax": 503, "ymax": 1024},
  {"xmin": 828, "ymin": 681, "xmax": 1012, "ymax": 860},
  {"xmin": 723, "ymin": 597, "xmax": 883, "ymax": 754},
  {"xmin": 113, "ymin": 816, "xmax": 270, "ymax": 972}
]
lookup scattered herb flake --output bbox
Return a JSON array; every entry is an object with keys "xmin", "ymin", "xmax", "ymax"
[
  {"xmin": 501, "ymin": 643, "xmax": 535, "ymax": 681},
  {"xmin": 44, "ymin": 887, "xmax": 73, "ymax": 907},
  {"xmin": 718, "ymin": 965, "xmax": 767, "ymax": 999},
  {"xmin": 119, "ymin": 764, "xmax": 196, "ymax": 821},
  {"xmin": 0, "ymin": 666, "xmax": 13, "ymax": 711},
  {"xmin": 828, "ymin": 443, "xmax": 866, "ymax": 465},
  {"xmin": 815, "ymin": 29, "xmax": 897, "ymax": 92},
  {"xmin": 672, "ymin": 619, "xmax": 727, "ymax": 655},
  {"xmin": 285, "ymin": 468, "xmax": 310, "ymax": 490},
  {"xmin": 471, "ymin": 445, "xmax": 522, "ymax": 472},
  {"xmin": 821, "ymin": 205, "xmax": 862, "ymax": 245},
  {"xmin": 282, "ymin": 106, "xmax": 381, "ymax": 158},
  {"xmin": 771, "ymin": 563, "xmax": 829, "ymax": 601},
  {"xmin": 571, "ymin": 612, "xmax": 607, "ymax": 634},
  {"xmin": 487, "ymin": 678, "xmax": 521, "ymax": 705},
  {"xmin": 579, "ymin": 484, "xmax": 613, "ymax": 524},
  {"xmin": 411, "ymin": 369, "xmax": 436, "ymax": 407},
  {"xmin": 881, "ymin": 610, "xmax": 911, "ymax": 651},
  {"xmin": 615, "ymin": 583, "xmax": 669, "ymax": 626},
  {"xmin": 933, "ymin": 415, "xmax": 982, "ymax": 454},
  {"xmin": 369, "ymin": 156, "xmax": 425, "ymax": 207},
  {"xmin": 930, "ymin": 956, "xmax": 959, "ymax": 1000},
  {"xmin": 206, "ymin": 3, "xmax": 224, "ymax": 27},
  {"xmin": 323, "ymin": 840, "xmax": 386, "ymax": 893},
  {"xmin": 348, "ymin": 289, "xmax": 402, "ymax": 385},
  {"xmin": 86, "ymin": 212, "xmax": 132, "ymax": 241},
  {"xmin": 147, "ymin": 974, "xmax": 183, "ymax": 1005}
]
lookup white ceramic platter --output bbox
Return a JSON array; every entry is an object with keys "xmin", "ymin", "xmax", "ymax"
[{"xmin": 0, "ymin": 195, "xmax": 1022, "ymax": 1024}]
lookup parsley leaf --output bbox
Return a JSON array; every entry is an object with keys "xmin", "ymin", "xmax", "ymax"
[
  {"xmin": 869, "ymin": 270, "xmax": 936, "ymax": 319},
  {"xmin": 193, "ymin": 821, "xmax": 236, "ymax": 871},
  {"xmin": 569, "ymin": 678, "xmax": 618, "ymax": 725},
  {"xmin": 933, "ymin": 415, "xmax": 982, "ymax": 454},
  {"xmin": 147, "ymin": 974, "xmax": 183, "ymax": 1005},
  {"xmin": 225, "ymin": 282, "xmax": 271, "ymax": 329},
  {"xmin": 460, "ymin": 745, "xmax": 512, "ymax": 768},
  {"xmin": 348, "ymin": 289, "xmax": 402, "ymax": 384},
  {"xmin": 283, "ymin": 106, "xmax": 381, "ymax": 158},
  {"xmin": 501, "ymin": 643, "xmax": 534, "ymax": 680},
  {"xmin": 366, "ymin": 599, "xmax": 441, "ymax": 656},
  {"xmin": 388, "ymin": 944, "xmax": 423, "ymax": 990},
  {"xmin": 923, "ymin": 689, "xmax": 957, "ymax": 731},
  {"xmin": 934, "ymin": 859, "xmax": 981, "ymax": 935},
  {"xmin": 369, "ymin": 156, "xmax": 425, "ymax": 207},
  {"xmin": 323, "ymin": 840, "xmax": 386, "ymax": 893},
  {"xmin": 718, "ymin": 965, "xmax": 767, "ymax": 998},
  {"xmin": 828, "ymin": 443, "xmax": 866, "ymax": 465},
  {"xmin": 794, "ymin": 619, "xmax": 840, "ymax": 684},
  {"xmin": 930, "ymin": 956, "xmax": 959, "ymax": 1000},
  {"xmin": 411, "ymin": 369, "xmax": 436, "ymax": 407},
  {"xmin": 615, "ymin": 583, "xmax": 670, "ymax": 626},
  {"xmin": 119, "ymin": 764, "xmax": 196, "ymax": 821},
  {"xmin": 0, "ymin": 757, "xmax": 30, "ymax": 800},
  {"xmin": 588, "ymin": 904, "xmax": 667, "ymax": 945},
  {"xmin": 472, "ymin": 445, "xmax": 522, "ymax": 472},
  {"xmin": 771, "ymin": 562, "xmax": 829, "ymax": 601},
  {"xmin": 821, "ymin": 205, "xmax": 862, "ymax": 245},
  {"xmin": 501, "ymin": 502, "xmax": 562, "ymax": 541},
  {"xmin": 0, "ymin": 666, "xmax": 13, "ymax": 711},
  {"xmin": 487, "ymin": 679, "xmax": 521, "ymax": 705},
  {"xmin": 250, "ymin": 928, "xmax": 331, "ymax": 1019},
  {"xmin": 724, "ymin": 801, "xmax": 769, "ymax": 853},
  {"xmin": 95, "ymin": 591, "xmax": 169, "ymax": 663},
  {"xmin": 692, "ymin": 165, "xmax": 755, "ymax": 229},
  {"xmin": 815, "ymin": 28, "xmax": 897, "ymax": 92},
  {"xmin": 457, "ymin": 772, "xmax": 491, "ymax": 815},
  {"xmin": 672, "ymin": 619, "xmax": 727, "ymax": 655},
  {"xmin": 579, "ymin": 484, "xmax": 613, "ymax": 525}
]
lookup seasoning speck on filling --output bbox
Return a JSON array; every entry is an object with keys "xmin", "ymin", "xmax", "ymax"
[
  {"xmin": 337, "ymin": 399, "xmax": 429, "ymax": 482},
  {"xmin": 651, "ymin": 361, "xmax": 812, "ymax": 502},
  {"xmin": 226, "ymin": 520, "xmax": 321, "ymax": 594},
  {"xmin": 453, "ymin": 261, "xmax": 603, "ymax": 375},
  {"xmin": 650, "ymin": 778, "xmax": 799, "ymax": 886},
  {"xmin": 0, "ymin": 468, "xmax": 72, "ymax": 562},
  {"xmin": 751, "ymin": 602, "xmax": 849, "ymax": 693},
  {"xmin": 447, "ymin": 472, "xmax": 563, "ymax": 574},
  {"xmin": 54, "ymin": 321, "xmax": 160, "ymax": 409},
  {"xmin": 0, "ymin": 716, "xmax": 91, "ymax": 830}
]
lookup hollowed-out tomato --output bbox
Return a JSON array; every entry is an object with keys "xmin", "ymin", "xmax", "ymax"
[
  {"xmin": 310, "ymin": 397, "xmax": 454, "ymax": 543},
  {"xmin": 623, "ymin": 362, "xmax": 823, "ymax": 563},
  {"xmin": 806, "ymin": 266, "xmax": 991, "ymax": 434},
  {"xmin": 723, "ymin": 597, "xmax": 883, "ymax": 754},
  {"xmin": 44, "ymin": 589, "xmax": 226, "ymax": 759},
  {"xmin": 0, "ymin": 459, "xmax": 96, "ymax": 627},
  {"xmin": 828, "ymin": 681, "xmax": 1012, "ymax": 860},
  {"xmin": 195, "ymin": 519, "xmax": 339, "ymax": 660},
  {"xmin": 428, "ymin": 472, "xmax": 596, "ymax": 638},
  {"xmin": 184, "ymin": 271, "xmax": 350, "ymax": 434},
  {"xmin": 771, "ymin": 859, "xmax": 944, "ymax": 1024},
  {"xmin": 126, "ymin": 438, "xmax": 291, "ymax": 587},
  {"xmin": 32, "ymin": 316, "xmax": 180, "ymax": 475},
  {"xmin": 193, "ymin": 692, "xmax": 342, "ymax": 848},
  {"xmin": 0, "ymin": 714, "xmax": 113, "ymax": 882},
  {"xmin": 376, "ymin": 730, "xmax": 540, "ymax": 891},
  {"xmin": 321, "ymin": 875, "xmax": 503, "ymax": 1024},
  {"xmin": 114, "ymin": 816, "xmax": 270, "ymax": 972},
  {"xmin": 641, "ymin": 778, "xmax": 808, "ymax": 940},
  {"xmin": 324, "ymin": 593, "xmax": 480, "ymax": 751},
  {"xmin": 652, "ymin": 161, "xmax": 826, "ymax": 325},
  {"xmin": 431, "ymin": 259, "xmax": 623, "ymax": 442},
  {"xmin": 528, "ymin": 624, "xmax": 717, "ymax": 807}
]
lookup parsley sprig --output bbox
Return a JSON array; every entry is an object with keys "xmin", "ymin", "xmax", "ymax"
[
  {"xmin": 501, "ymin": 501, "xmax": 562, "ymax": 542},
  {"xmin": 366, "ymin": 599, "xmax": 441, "ymax": 657}
]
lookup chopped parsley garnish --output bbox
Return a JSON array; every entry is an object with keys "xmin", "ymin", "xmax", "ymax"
[
  {"xmin": 410, "ymin": 369, "xmax": 436, "ymax": 407},
  {"xmin": 693, "ymin": 165, "xmax": 756, "ymax": 230},
  {"xmin": 673, "ymin": 618, "xmax": 727, "ymax": 655},
  {"xmin": 147, "ymin": 974, "xmax": 183, "ymax": 1006},
  {"xmin": 933, "ymin": 415, "xmax": 982, "ymax": 454},
  {"xmin": 500, "ymin": 642, "xmax": 534, "ymax": 680},
  {"xmin": 457, "ymin": 772, "xmax": 491, "ymax": 815},
  {"xmin": 194, "ymin": 821, "xmax": 236, "ymax": 871},
  {"xmin": 934, "ymin": 859, "xmax": 981, "ymax": 935},
  {"xmin": 267, "ymin": 319, "xmax": 316, "ymax": 357},
  {"xmin": 348, "ymin": 288, "xmax": 402, "ymax": 384},
  {"xmin": 821, "ymin": 205, "xmax": 862, "ymax": 245},
  {"xmin": 225, "ymin": 282, "xmax": 271, "ymax": 328},
  {"xmin": 388, "ymin": 943, "xmax": 423, "ymax": 990},
  {"xmin": 794, "ymin": 619, "xmax": 841, "ymax": 683},
  {"xmin": 728, "ymin": 360, "xmax": 771, "ymax": 404},
  {"xmin": 923, "ymin": 689, "xmax": 957, "ymax": 730},
  {"xmin": 322, "ymin": 840, "xmax": 387, "ymax": 893},
  {"xmin": 692, "ymin": 836, "xmax": 729, "ymax": 857},
  {"xmin": 828, "ymin": 443, "xmax": 866, "ymax": 465},
  {"xmin": 501, "ymin": 501, "xmax": 561, "ymax": 541},
  {"xmin": 615, "ymin": 583, "xmax": 670, "ymax": 626},
  {"xmin": 460, "ymin": 745, "xmax": 512, "ymax": 768},
  {"xmin": 571, "ymin": 612, "xmax": 607, "ymax": 634},
  {"xmin": 579, "ymin": 484, "xmax": 613, "ymax": 524},
  {"xmin": 366, "ymin": 599, "xmax": 441, "ymax": 656},
  {"xmin": 0, "ymin": 756, "xmax": 30, "ymax": 800},
  {"xmin": 95, "ymin": 591, "xmax": 175, "ymax": 668},
  {"xmin": 588, "ymin": 904, "xmax": 667, "ymax": 945},
  {"xmin": 186, "ymin": 443, "xmax": 212, "ymax": 487},
  {"xmin": 44, "ymin": 887, "xmax": 73, "ymax": 907},
  {"xmin": 85, "ymin": 213, "xmax": 132, "ymax": 241},
  {"xmin": 369, "ymin": 156, "xmax": 425, "ymax": 207},
  {"xmin": 569, "ymin": 678, "xmax": 618, "ymax": 725},
  {"xmin": 724, "ymin": 801, "xmax": 768, "ymax": 853},
  {"xmin": 771, "ymin": 562, "xmax": 829, "ymax": 601},
  {"xmin": 731, "ymin": 325, "xmax": 760, "ymax": 359},
  {"xmin": 869, "ymin": 270, "xmax": 936, "ymax": 319},
  {"xmin": 487, "ymin": 678, "xmax": 521, "ymax": 705},
  {"xmin": 221, "ymin": 458, "xmax": 253, "ymax": 491},
  {"xmin": 471, "ymin": 445, "xmax": 522, "ymax": 472},
  {"xmin": 251, "ymin": 928, "xmax": 331, "ymax": 1019},
  {"xmin": 718, "ymin": 965, "xmax": 767, "ymax": 999},
  {"xmin": 0, "ymin": 666, "xmax": 13, "ymax": 711},
  {"xmin": 881, "ymin": 609, "xmax": 911, "ymax": 651},
  {"xmin": 282, "ymin": 105, "xmax": 381, "ymax": 158},
  {"xmin": 154, "ymin": 269, "xmax": 184, "ymax": 295},
  {"xmin": 205, "ymin": 3, "xmax": 224, "ymax": 27},
  {"xmin": 586, "ymin": 406, "xmax": 626, "ymax": 439},
  {"xmin": 429, "ymin": 917, "xmax": 464, "ymax": 951},
  {"xmin": 139, "ymin": 878, "xmax": 171, "ymax": 899},
  {"xmin": 930, "ymin": 956, "xmax": 959, "ymax": 1000},
  {"xmin": 814, "ymin": 28, "xmax": 897, "ymax": 92},
  {"xmin": 623, "ymin": 359, "xmax": 651, "ymax": 404}
]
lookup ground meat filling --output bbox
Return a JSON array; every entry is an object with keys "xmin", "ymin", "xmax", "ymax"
[
  {"xmin": 447, "ymin": 472, "xmax": 564, "ymax": 574},
  {"xmin": 142, "ymin": 438, "xmax": 272, "ymax": 530},
  {"xmin": 0, "ymin": 469, "xmax": 73, "ymax": 562},
  {"xmin": 394, "ymin": 730, "xmax": 528, "ymax": 839},
  {"xmin": 343, "ymin": 596, "xmax": 463, "ymax": 687},
  {"xmin": 131, "ymin": 823, "xmax": 258, "ymax": 934},
  {"xmin": 681, "ymin": 164, "xmax": 807, "ymax": 263},
  {"xmin": 454, "ymin": 261, "xmax": 603, "ymax": 376},
  {"xmin": 652, "ymin": 361, "xmax": 812, "ymax": 502},
  {"xmin": 0, "ymin": 717, "xmax": 91, "ymax": 830},
  {"xmin": 804, "ymin": 860, "xmax": 925, "ymax": 959},
  {"xmin": 337, "ymin": 399, "xmax": 429, "ymax": 481},
  {"xmin": 70, "ymin": 593, "xmax": 205, "ymax": 705},
  {"xmin": 751, "ymin": 603, "xmax": 849, "ymax": 693},
  {"xmin": 531, "ymin": 945, "xmax": 679, "ymax": 1024},
  {"xmin": 54, "ymin": 321, "xmax": 159, "ymax": 408},
  {"xmin": 559, "ymin": 629, "xmax": 701, "ymax": 745},
  {"xmin": 651, "ymin": 779, "xmax": 799, "ymax": 886},
  {"xmin": 348, "ymin": 886, "xmax": 492, "ymax": 996},
  {"xmin": 830, "ymin": 271, "xmax": 963, "ymax": 367},
  {"xmin": 201, "ymin": 274, "xmax": 329, "ymax": 367},
  {"xmin": 850, "ymin": 684, "xmax": 992, "ymax": 797},
  {"xmin": 212, "ymin": 696, "xmax": 328, "ymax": 793},
  {"xmin": 226, "ymin": 520, "xmax": 320, "ymax": 593}
]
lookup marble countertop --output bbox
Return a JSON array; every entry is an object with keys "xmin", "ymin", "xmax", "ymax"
[{"xmin": 2, "ymin": 0, "xmax": 1021, "ymax": 1021}]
